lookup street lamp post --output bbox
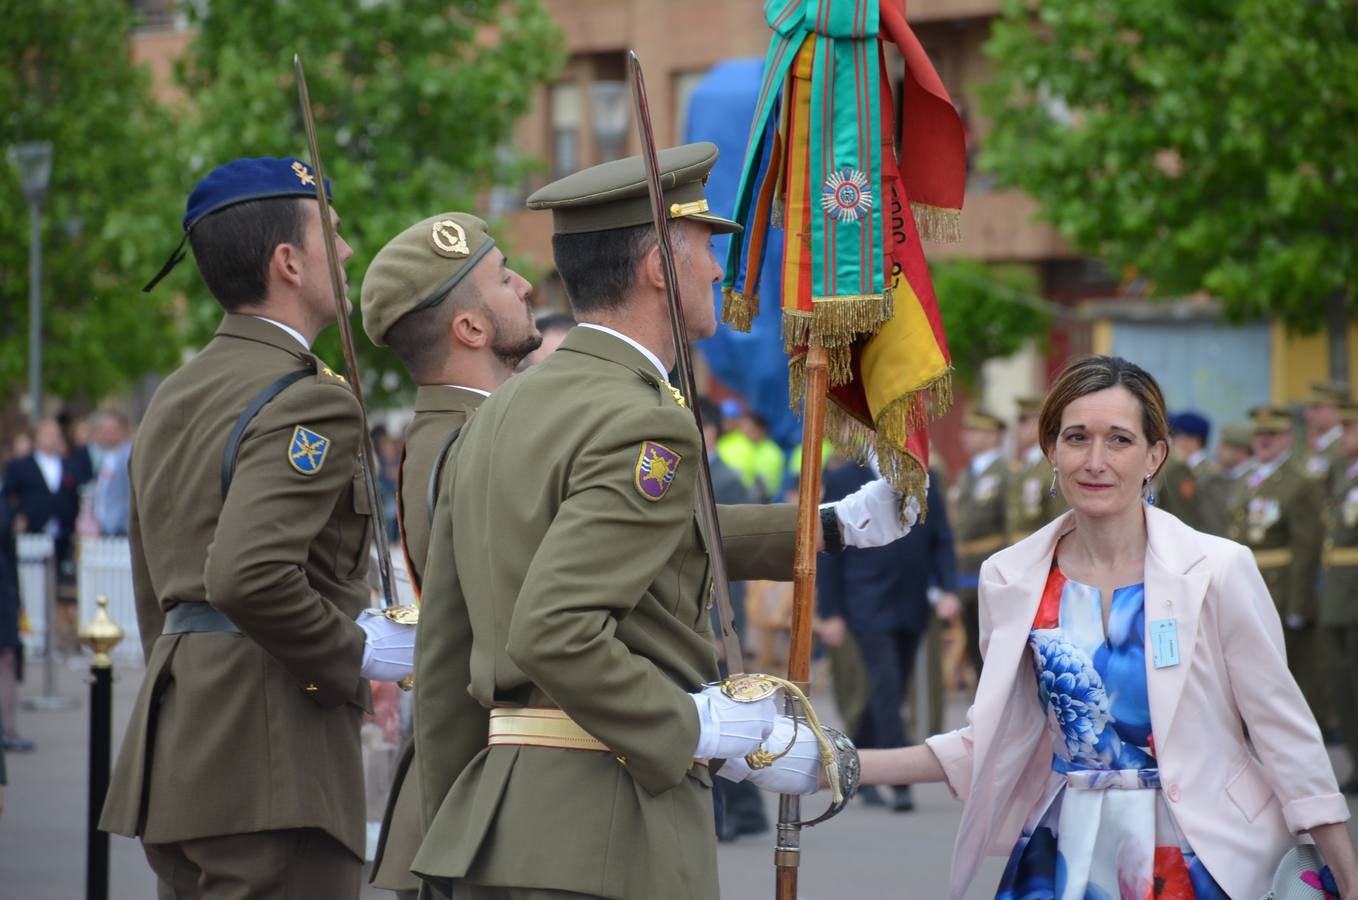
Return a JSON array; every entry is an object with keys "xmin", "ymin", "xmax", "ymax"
[{"xmin": 7, "ymin": 140, "xmax": 54, "ymax": 422}]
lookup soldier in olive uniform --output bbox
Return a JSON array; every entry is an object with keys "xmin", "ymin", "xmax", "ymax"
[
  {"xmin": 1228, "ymin": 406, "xmax": 1325, "ymax": 722},
  {"xmin": 1321, "ymin": 402, "xmax": 1358, "ymax": 793},
  {"xmin": 359, "ymin": 213, "xmax": 541, "ymax": 897},
  {"xmin": 1304, "ymin": 381, "xmax": 1350, "ymax": 493},
  {"xmin": 411, "ymin": 143, "xmax": 914, "ymax": 900},
  {"xmin": 100, "ymin": 158, "xmax": 416, "ymax": 898},
  {"xmin": 953, "ymin": 409, "xmax": 1008, "ymax": 680},
  {"xmin": 1006, "ymin": 396, "xmax": 1065, "ymax": 544},
  {"xmin": 1207, "ymin": 422, "xmax": 1255, "ymax": 518},
  {"xmin": 1155, "ymin": 411, "xmax": 1219, "ymax": 534}
]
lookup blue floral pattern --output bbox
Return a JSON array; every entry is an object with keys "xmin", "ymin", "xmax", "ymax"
[{"xmin": 994, "ymin": 562, "xmax": 1227, "ymax": 900}]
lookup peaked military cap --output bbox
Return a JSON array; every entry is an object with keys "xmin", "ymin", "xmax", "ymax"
[
  {"xmin": 1168, "ymin": 411, "xmax": 1211, "ymax": 442},
  {"xmin": 1307, "ymin": 380, "xmax": 1351, "ymax": 405},
  {"xmin": 361, "ymin": 213, "xmax": 495, "ymax": 347},
  {"xmin": 1338, "ymin": 402, "xmax": 1358, "ymax": 425},
  {"xmin": 1219, "ymin": 423, "xmax": 1253, "ymax": 450},
  {"xmin": 527, "ymin": 142, "xmax": 741, "ymax": 236},
  {"xmin": 144, "ymin": 156, "xmax": 332, "ymax": 292},
  {"xmin": 1248, "ymin": 405, "xmax": 1292, "ymax": 434},
  {"xmin": 1014, "ymin": 396, "xmax": 1044, "ymax": 419},
  {"xmin": 964, "ymin": 408, "xmax": 1004, "ymax": 431}
]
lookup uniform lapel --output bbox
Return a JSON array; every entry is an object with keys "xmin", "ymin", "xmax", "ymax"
[
  {"xmin": 1142, "ymin": 506, "xmax": 1209, "ymax": 752},
  {"xmin": 215, "ymin": 314, "xmax": 314, "ymax": 364}
]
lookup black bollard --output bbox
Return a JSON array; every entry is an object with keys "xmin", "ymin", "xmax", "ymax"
[{"xmin": 79, "ymin": 596, "xmax": 123, "ymax": 900}]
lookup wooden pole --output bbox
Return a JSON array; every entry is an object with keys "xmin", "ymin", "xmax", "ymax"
[{"xmin": 774, "ymin": 342, "xmax": 830, "ymax": 899}]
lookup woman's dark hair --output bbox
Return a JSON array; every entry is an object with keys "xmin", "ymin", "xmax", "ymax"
[
  {"xmin": 1039, "ymin": 355, "xmax": 1170, "ymax": 472},
  {"xmin": 188, "ymin": 197, "xmax": 308, "ymax": 311}
]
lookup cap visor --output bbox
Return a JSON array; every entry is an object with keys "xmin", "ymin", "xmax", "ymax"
[{"xmin": 688, "ymin": 212, "xmax": 743, "ymax": 235}]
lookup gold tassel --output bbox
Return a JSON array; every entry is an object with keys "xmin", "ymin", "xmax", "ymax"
[
  {"xmin": 910, "ymin": 201, "xmax": 962, "ymax": 244},
  {"xmin": 779, "ymin": 290, "xmax": 894, "ymax": 354},
  {"xmin": 722, "ymin": 286, "xmax": 756, "ymax": 333}
]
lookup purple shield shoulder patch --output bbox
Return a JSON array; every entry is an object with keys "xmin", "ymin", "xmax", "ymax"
[{"xmin": 633, "ymin": 441, "xmax": 682, "ymax": 502}]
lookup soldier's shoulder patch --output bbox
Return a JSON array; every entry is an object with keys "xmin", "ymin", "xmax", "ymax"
[
  {"xmin": 634, "ymin": 440, "xmax": 682, "ymax": 501},
  {"xmin": 288, "ymin": 425, "xmax": 331, "ymax": 475}
]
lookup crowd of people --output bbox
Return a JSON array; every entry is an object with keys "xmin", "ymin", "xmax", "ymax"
[{"xmin": 0, "ymin": 146, "xmax": 1354, "ymax": 899}]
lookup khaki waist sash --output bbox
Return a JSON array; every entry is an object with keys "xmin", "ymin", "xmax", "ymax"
[
  {"xmin": 1252, "ymin": 547, "xmax": 1294, "ymax": 570},
  {"xmin": 1323, "ymin": 546, "xmax": 1358, "ymax": 568},
  {"xmin": 487, "ymin": 707, "xmax": 708, "ymax": 767},
  {"xmin": 958, "ymin": 533, "xmax": 1007, "ymax": 557}
]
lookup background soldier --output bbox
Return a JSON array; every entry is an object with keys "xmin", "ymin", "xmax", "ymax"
[
  {"xmin": 1304, "ymin": 381, "xmax": 1350, "ymax": 492},
  {"xmin": 1155, "ymin": 411, "xmax": 1216, "ymax": 534},
  {"xmin": 953, "ymin": 409, "xmax": 1007, "ymax": 680},
  {"xmin": 1206, "ymin": 422, "xmax": 1254, "ymax": 532},
  {"xmin": 1229, "ymin": 406, "xmax": 1325, "ymax": 722},
  {"xmin": 1321, "ymin": 401, "xmax": 1358, "ymax": 794},
  {"xmin": 411, "ymin": 143, "xmax": 913, "ymax": 900},
  {"xmin": 360, "ymin": 212, "xmax": 540, "ymax": 897},
  {"xmin": 1006, "ymin": 396, "xmax": 1064, "ymax": 543},
  {"xmin": 99, "ymin": 157, "xmax": 415, "ymax": 899}
]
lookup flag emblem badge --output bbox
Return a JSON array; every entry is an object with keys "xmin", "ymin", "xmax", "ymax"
[{"xmin": 821, "ymin": 168, "xmax": 873, "ymax": 223}]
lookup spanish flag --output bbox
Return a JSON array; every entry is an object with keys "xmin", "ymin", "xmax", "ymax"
[{"xmin": 721, "ymin": 0, "xmax": 965, "ymax": 501}]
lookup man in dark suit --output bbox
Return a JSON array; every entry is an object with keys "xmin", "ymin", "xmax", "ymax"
[
  {"xmin": 818, "ymin": 460, "xmax": 957, "ymax": 811},
  {"xmin": 3, "ymin": 418, "xmax": 83, "ymax": 585}
]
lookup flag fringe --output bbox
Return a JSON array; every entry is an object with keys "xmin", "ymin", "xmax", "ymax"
[
  {"xmin": 722, "ymin": 286, "xmax": 756, "ymax": 333},
  {"xmin": 910, "ymin": 201, "xmax": 962, "ymax": 244},
  {"xmin": 781, "ymin": 290, "xmax": 895, "ymax": 354},
  {"xmin": 824, "ymin": 403, "xmax": 930, "ymax": 518}
]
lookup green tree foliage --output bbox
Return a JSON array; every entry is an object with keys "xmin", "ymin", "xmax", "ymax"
[
  {"xmin": 933, "ymin": 258, "xmax": 1049, "ymax": 392},
  {"xmin": 1, "ymin": 0, "xmax": 180, "ymax": 405},
  {"xmin": 981, "ymin": 0, "xmax": 1358, "ymax": 331},
  {"xmin": 158, "ymin": 0, "xmax": 565, "ymax": 402}
]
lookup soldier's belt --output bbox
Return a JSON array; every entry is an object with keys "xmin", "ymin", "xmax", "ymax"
[
  {"xmin": 162, "ymin": 603, "xmax": 239, "ymax": 635},
  {"xmin": 487, "ymin": 707, "xmax": 708, "ymax": 767},
  {"xmin": 1252, "ymin": 548, "xmax": 1295, "ymax": 570},
  {"xmin": 1323, "ymin": 546, "xmax": 1358, "ymax": 568},
  {"xmin": 958, "ymin": 534, "xmax": 1007, "ymax": 557}
]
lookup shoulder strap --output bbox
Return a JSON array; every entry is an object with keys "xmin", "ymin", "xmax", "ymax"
[
  {"xmin": 426, "ymin": 426, "xmax": 464, "ymax": 518},
  {"xmin": 220, "ymin": 365, "xmax": 315, "ymax": 497}
]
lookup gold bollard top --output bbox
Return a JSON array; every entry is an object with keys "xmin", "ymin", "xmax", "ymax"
[{"xmin": 79, "ymin": 596, "xmax": 125, "ymax": 669}]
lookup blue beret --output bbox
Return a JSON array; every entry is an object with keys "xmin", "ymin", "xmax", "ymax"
[
  {"xmin": 144, "ymin": 156, "xmax": 333, "ymax": 292},
  {"xmin": 182, "ymin": 156, "xmax": 331, "ymax": 232},
  {"xmin": 1169, "ymin": 411, "xmax": 1210, "ymax": 442}
]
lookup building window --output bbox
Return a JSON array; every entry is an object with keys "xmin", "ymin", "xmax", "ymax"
[
  {"xmin": 550, "ymin": 83, "xmax": 581, "ymax": 179},
  {"xmin": 673, "ymin": 70, "xmax": 708, "ymax": 142},
  {"xmin": 589, "ymin": 81, "xmax": 629, "ymax": 163}
]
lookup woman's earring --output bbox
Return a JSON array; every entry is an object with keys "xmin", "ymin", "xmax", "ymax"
[
  {"xmin": 1142, "ymin": 475, "xmax": 1155, "ymax": 506},
  {"xmin": 1048, "ymin": 469, "xmax": 1058, "ymax": 498}
]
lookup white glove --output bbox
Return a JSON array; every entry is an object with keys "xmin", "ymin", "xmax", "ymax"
[
  {"xmin": 690, "ymin": 685, "xmax": 777, "ymax": 760},
  {"xmin": 357, "ymin": 609, "xmax": 416, "ymax": 682},
  {"xmin": 830, "ymin": 477, "xmax": 920, "ymax": 549},
  {"xmin": 717, "ymin": 715, "xmax": 821, "ymax": 795}
]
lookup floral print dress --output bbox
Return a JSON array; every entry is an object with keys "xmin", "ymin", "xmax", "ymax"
[{"xmin": 995, "ymin": 562, "xmax": 1228, "ymax": 900}]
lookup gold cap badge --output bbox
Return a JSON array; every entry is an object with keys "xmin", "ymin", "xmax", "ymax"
[{"xmin": 430, "ymin": 219, "xmax": 470, "ymax": 258}]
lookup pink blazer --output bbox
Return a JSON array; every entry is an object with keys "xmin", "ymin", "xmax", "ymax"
[{"xmin": 925, "ymin": 506, "xmax": 1350, "ymax": 899}]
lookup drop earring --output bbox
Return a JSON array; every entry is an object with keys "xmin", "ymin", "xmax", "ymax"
[
  {"xmin": 1048, "ymin": 469, "xmax": 1058, "ymax": 498},
  {"xmin": 1142, "ymin": 475, "xmax": 1156, "ymax": 506}
]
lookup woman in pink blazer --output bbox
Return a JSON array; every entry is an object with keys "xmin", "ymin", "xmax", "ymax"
[{"xmin": 859, "ymin": 356, "xmax": 1357, "ymax": 898}]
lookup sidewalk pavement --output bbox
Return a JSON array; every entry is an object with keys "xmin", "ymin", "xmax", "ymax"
[{"xmin": 1, "ymin": 652, "xmax": 1353, "ymax": 899}]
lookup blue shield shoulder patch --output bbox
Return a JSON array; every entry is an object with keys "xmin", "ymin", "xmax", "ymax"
[
  {"xmin": 288, "ymin": 426, "xmax": 331, "ymax": 475},
  {"xmin": 634, "ymin": 441, "xmax": 682, "ymax": 501}
]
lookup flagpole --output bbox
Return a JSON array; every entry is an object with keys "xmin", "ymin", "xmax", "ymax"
[{"xmin": 776, "ymin": 341, "xmax": 829, "ymax": 899}]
